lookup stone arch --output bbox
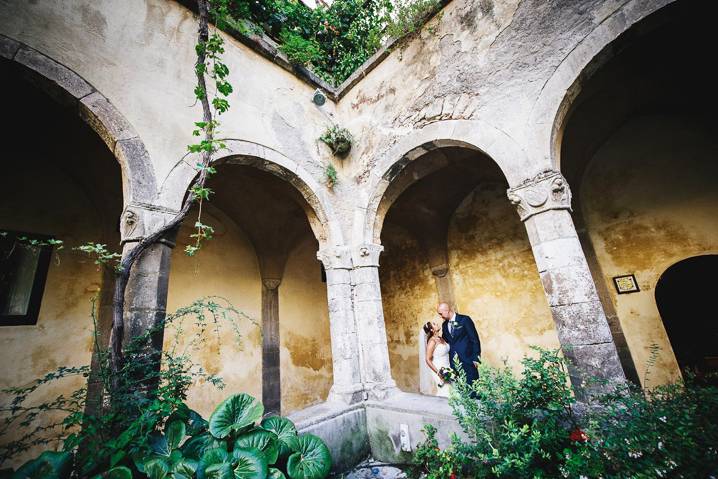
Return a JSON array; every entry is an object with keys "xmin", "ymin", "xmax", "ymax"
[
  {"xmin": 362, "ymin": 120, "xmax": 526, "ymax": 245},
  {"xmin": 0, "ymin": 34, "xmax": 157, "ymax": 206},
  {"xmin": 527, "ymin": 0, "xmax": 677, "ymax": 169},
  {"xmin": 159, "ymin": 139, "xmax": 342, "ymax": 248}
]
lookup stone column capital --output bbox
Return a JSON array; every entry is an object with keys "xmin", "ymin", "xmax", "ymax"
[
  {"xmin": 430, "ymin": 263, "xmax": 449, "ymax": 278},
  {"xmin": 350, "ymin": 243, "xmax": 384, "ymax": 268},
  {"xmin": 262, "ymin": 278, "xmax": 282, "ymax": 290},
  {"xmin": 317, "ymin": 246, "xmax": 353, "ymax": 270},
  {"xmin": 507, "ymin": 169, "xmax": 572, "ymax": 222},
  {"xmin": 120, "ymin": 202, "xmax": 181, "ymax": 246}
]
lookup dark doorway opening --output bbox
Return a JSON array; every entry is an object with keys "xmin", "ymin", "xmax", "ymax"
[{"xmin": 655, "ymin": 255, "xmax": 718, "ymax": 380}]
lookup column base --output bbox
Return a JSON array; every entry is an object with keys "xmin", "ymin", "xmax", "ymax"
[{"xmin": 327, "ymin": 384, "xmax": 366, "ymax": 405}]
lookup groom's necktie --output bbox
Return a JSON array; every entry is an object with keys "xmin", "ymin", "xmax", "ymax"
[{"xmin": 449, "ymin": 320, "xmax": 454, "ymax": 336}]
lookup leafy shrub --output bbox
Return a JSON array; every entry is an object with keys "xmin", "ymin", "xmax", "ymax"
[
  {"xmin": 2, "ymin": 393, "xmax": 331, "ymax": 479},
  {"xmin": 411, "ymin": 348, "xmax": 718, "ymax": 478},
  {"xmin": 224, "ymin": 0, "xmax": 442, "ymax": 85}
]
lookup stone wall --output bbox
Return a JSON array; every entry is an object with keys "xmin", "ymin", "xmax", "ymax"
[{"xmin": 581, "ymin": 114, "xmax": 718, "ymax": 387}]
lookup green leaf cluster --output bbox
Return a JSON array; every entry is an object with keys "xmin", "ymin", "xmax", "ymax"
[
  {"xmin": 222, "ymin": 0, "xmax": 442, "ymax": 86},
  {"xmin": 410, "ymin": 347, "xmax": 718, "ymax": 478}
]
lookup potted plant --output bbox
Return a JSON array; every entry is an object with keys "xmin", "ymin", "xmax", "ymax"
[{"xmin": 319, "ymin": 125, "xmax": 352, "ymax": 157}]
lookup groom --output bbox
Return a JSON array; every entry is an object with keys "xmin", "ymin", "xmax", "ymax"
[{"xmin": 438, "ymin": 302, "xmax": 481, "ymax": 387}]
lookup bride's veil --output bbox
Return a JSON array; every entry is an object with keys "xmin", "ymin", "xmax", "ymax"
[{"xmin": 419, "ymin": 327, "xmax": 437, "ymax": 395}]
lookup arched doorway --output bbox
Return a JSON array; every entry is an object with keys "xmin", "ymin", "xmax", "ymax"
[
  {"xmin": 558, "ymin": 0, "xmax": 718, "ymax": 387},
  {"xmin": 167, "ymin": 161, "xmax": 332, "ymax": 416},
  {"xmin": 656, "ymin": 255, "xmax": 718, "ymax": 379},
  {"xmin": 0, "ymin": 52, "xmax": 125, "ymax": 464},
  {"xmin": 375, "ymin": 144, "xmax": 560, "ymax": 394}
]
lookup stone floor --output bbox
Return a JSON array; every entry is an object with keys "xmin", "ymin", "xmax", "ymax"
[{"xmin": 336, "ymin": 457, "xmax": 408, "ymax": 479}]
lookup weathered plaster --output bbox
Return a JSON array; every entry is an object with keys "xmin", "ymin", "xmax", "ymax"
[{"xmin": 581, "ymin": 115, "xmax": 718, "ymax": 387}]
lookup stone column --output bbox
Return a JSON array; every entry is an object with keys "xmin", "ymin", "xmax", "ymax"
[
  {"xmin": 318, "ymin": 247, "xmax": 364, "ymax": 404},
  {"xmin": 120, "ymin": 203, "xmax": 178, "ymax": 392},
  {"xmin": 350, "ymin": 244, "xmax": 398, "ymax": 400},
  {"xmin": 508, "ymin": 170, "xmax": 625, "ymax": 399},
  {"xmin": 422, "ymin": 239, "xmax": 454, "ymax": 306},
  {"xmin": 261, "ymin": 278, "xmax": 282, "ymax": 414}
]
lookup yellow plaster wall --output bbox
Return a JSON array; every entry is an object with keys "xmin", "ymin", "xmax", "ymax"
[
  {"xmin": 380, "ymin": 182, "xmax": 561, "ymax": 392},
  {"xmin": 167, "ymin": 206, "xmax": 332, "ymax": 417},
  {"xmin": 581, "ymin": 115, "xmax": 718, "ymax": 388},
  {"xmin": 448, "ymin": 183, "xmax": 561, "ymax": 374},
  {"xmin": 380, "ymin": 223, "xmax": 437, "ymax": 392},
  {"xmin": 279, "ymin": 236, "xmax": 332, "ymax": 414},
  {"xmin": 0, "ymin": 165, "xmax": 112, "ymax": 465},
  {"xmin": 167, "ymin": 203, "xmax": 263, "ymax": 418}
]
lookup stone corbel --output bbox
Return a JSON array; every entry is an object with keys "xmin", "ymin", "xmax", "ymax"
[
  {"xmin": 507, "ymin": 169, "xmax": 572, "ymax": 222},
  {"xmin": 350, "ymin": 243, "xmax": 384, "ymax": 268},
  {"xmin": 316, "ymin": 246, "xmax": 353, "ymax": 270},
  {"xmin": 120, "ymin": 202, "xmax": 181, "ymax": 247}
]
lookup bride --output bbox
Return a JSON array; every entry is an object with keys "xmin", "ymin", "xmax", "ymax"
[{"xmin": 423, "ymin": 320, "xmax": 451, "ymax": 397}]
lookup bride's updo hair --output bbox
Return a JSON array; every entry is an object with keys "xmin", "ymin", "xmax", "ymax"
[{"xmin": 422, "ymin": 322, "xmax": 434, "ymax": 344}]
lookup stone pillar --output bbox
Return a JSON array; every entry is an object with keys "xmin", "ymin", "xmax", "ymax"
[
  {"xmin": 350, "ymin": 244, "xmax": 398, "ymax": 400},
  {"xmin": 421, "ymin": 238, "xmax": 454, "ymax": 306},
  {"xmin": 508, "ymin": 170, "xmax": 625, "ymax": 399},
  {"xmin": 120, "ymin": 203, "xmax": 178, "ymax": 392},
  {"xmin": 318, "ymin": 247, "xmax": 364, "ymax": 404},
  {"xmin": 261, "ymin": 278, "xmax": 282, "ymax": 414}
]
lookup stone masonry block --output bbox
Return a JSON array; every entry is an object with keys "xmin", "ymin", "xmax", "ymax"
[
  {"xmin": 524, "ymin": 209, "xmax": 578, "ymax": 246},
  {"xmin": 539, "ymin": 265, "xmax": 598, "ymax": 307},
  {"xmin": 353, "ymin": 281, "xmax": 382, "ymax": 302},
  {"xmin": 0, "ymin": 35, "xmax": 19, "ymax": 59},
  {"xmin": 351, "ymin": 266, "xmax": 380, "ymax": 285},
  {"xmin": 114, "ymin": 138, "xmax": 157, "ymax": 204},
  {"xmin": 531, "ymin": 236, "xmax": 588, "ymax": 274},
  {"xmin": 550, "ymin": 300, "xmax": 613, "ymax": 346},
  {"xmin": 561, "ymin": 342, "xmax": 625, "ymax": 400},
  {"xmin": 79, "ymin": 91, "xmax": 137, "ymax": 152},
  {"xmin": 14, "ymin": 46, "xmax": 94, "ymax": 105}
]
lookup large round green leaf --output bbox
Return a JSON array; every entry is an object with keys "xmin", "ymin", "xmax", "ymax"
[
  {"xmin": 197, "ymin": 448, "xmax": 233, "ymax": 479},
  {"xmin": 260, "ymin": 416, "xmax": 297, "ymax": 459},
  {"xmin": 13, "ymin": 451, "xmax": 72, "ymax": 479},
  {"xmin": 209, "ymin": 394, "xmax": 264, "ymax": 439},
  {"xmin": 143, "ymin": 459, "xmax": 169, "ymax": 479},
  {"xmin": 232, "ymin": 449, "xmax": 267, "ymax": 479},
  {"xmin": 181, "ymin": 433, "xmax": 225, "ymax": 460},
  {"xmin": 106, "ymin": 466, "xmax": 133, "ymax": 479},
  {"xmin": 234, "ymin": 429, "xmax": 279, "ymax": 465},
  {"xmin": 268, "ymin": 468, "xmax": 287, "ymax": 479},
  {"xmin": 165, "ymin": 419, "xmax": 187, "ymax": 450},
  {"xmin": 169, "ymin": 404, "xmax": 209, "ymax": 436},
  {"xmin": 285, "ymin": 435, "xmax": 331, "ymax": 479}
]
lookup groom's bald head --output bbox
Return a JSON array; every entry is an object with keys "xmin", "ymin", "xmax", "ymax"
[{"xmin": 437, "ymin": 302, "xmax": 452, "ymax": 320}]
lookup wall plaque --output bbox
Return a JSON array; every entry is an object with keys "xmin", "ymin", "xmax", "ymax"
[{"xmin": 613, "ymin": 274, "xmax": 640, "ymax": 294}]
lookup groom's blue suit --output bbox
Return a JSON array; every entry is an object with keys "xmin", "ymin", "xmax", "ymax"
[{"xmin": 442, "ymin": 313, "xmax": 481, "ymax": 385}]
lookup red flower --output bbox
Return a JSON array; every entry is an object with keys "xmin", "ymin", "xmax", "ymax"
[
  {"xmin": 449, "ymin": 474, "xmax": 456, "ymax": 479},
  {"xmin": 569, "ymin": 428, "xmax": 589, "ymax": 443}
]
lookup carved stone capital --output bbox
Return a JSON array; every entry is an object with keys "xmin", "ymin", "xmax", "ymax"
[
  {"xmin": 507, "ymin": 169, "xmax": 572, "ymax": 222},
  {"xmin": 262, "ymin": 278, "xmax": 282, "ymax": 290},
  {"xmin": 317, "ymin": 246, "xmax": 353, "ymax": 270},
  {"xmin": 120, "ymin": 202, "xmax": 180, "ymax": 246},
  {"xmin": 351, "ymin": 243, "xmax": 384, "ymax": 268},
  {"xmin": 430, "ymin": 263, "xmax": 449, "ymax": 278}
]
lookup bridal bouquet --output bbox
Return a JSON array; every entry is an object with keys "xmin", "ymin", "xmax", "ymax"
[{"xmin": 438, "ymin": 367, "xmax": 455, "ymax": 385}]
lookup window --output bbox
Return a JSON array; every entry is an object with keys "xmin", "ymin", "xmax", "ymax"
[{"xmin": 0, "ymin": 231, "xmax": 54, "ymax": 326}]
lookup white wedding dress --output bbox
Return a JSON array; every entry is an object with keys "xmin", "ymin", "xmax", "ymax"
[{"xmin": 431, "ymin": 341, "xmax": 451, "ymax": 398}]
